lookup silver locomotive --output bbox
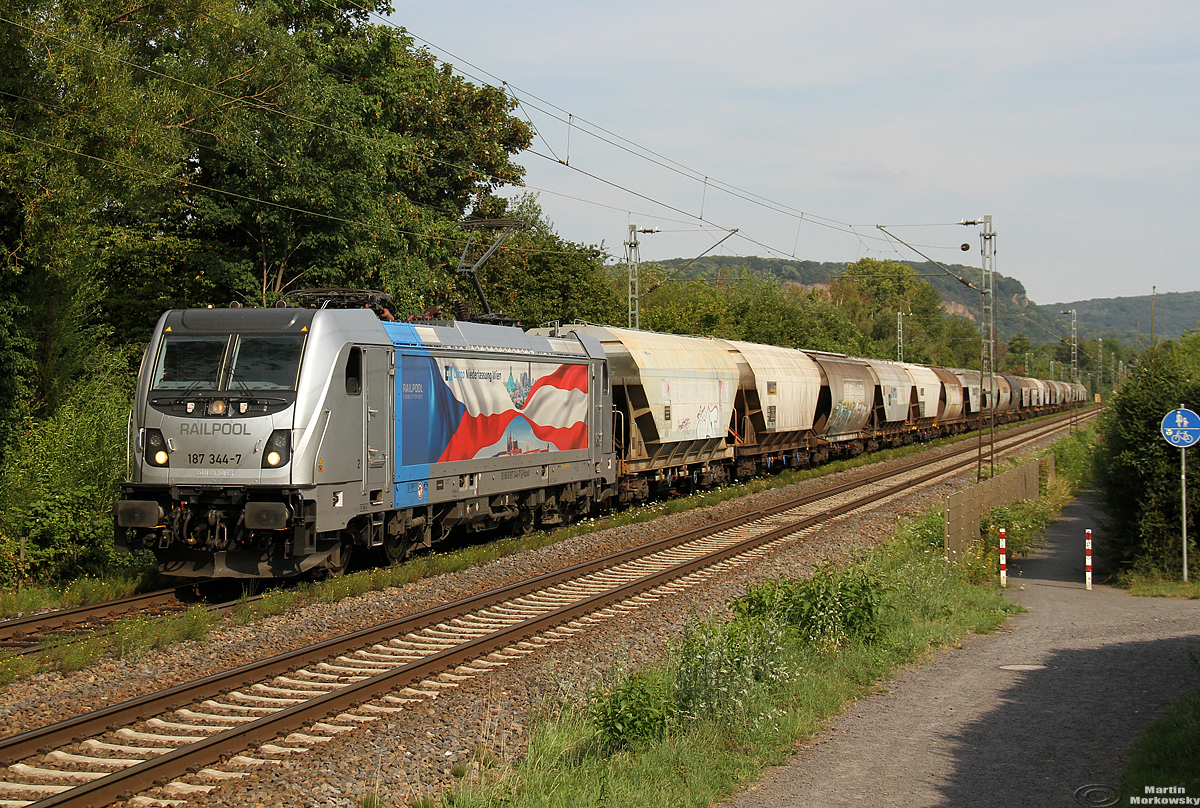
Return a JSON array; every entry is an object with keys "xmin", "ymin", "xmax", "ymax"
[{"xmin": 115, "ymin": 297, "xmax": 615, "ymax": 579}]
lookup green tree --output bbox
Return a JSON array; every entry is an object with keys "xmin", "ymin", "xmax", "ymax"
[
  {"xmin": 1, "ymin": 0, "xmax": 189, "ymax": 423},
  {"xmin": 1095, "ymin": 347, "xmax": 1200, "ymax": 573},
  {"xmin": 830, "ymin": 258, "xmax": 971, "ymax": 362},
  {"xmin": 140, "ymin": 0, "xmax": 531, "ymax": 313},
  {"xmin": 637, "ymin": 267, "xmax": 861, "ymax": 354},
  {"xmin": 1006, "ymin": 333, "xmax": 1033, "ymax": 371}
]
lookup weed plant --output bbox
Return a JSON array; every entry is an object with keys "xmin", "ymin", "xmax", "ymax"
[
  {"xmin": 40, "ymin": 633, "xmax": 107, "ymax": 673},
  {"xmin": 444, "ymin": 500, "xmax": 1024, "ymax": 808},
  {"xmin": 108, "ymin": 606, "xmax": 217, "ymax": 659},
  {"xmin": 0, "ymin": 604, "xmax": 219, "ymax": 686},
  {"xmin": 731, "ymin": 562, "xmax": 883, "ymax": 647},
  {"xmin": 0, "ymin": 651, "xmax": 39, "ymax": 686}
]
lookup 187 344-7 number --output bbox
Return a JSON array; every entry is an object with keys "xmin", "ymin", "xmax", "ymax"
[{"xmin": 187, "ymin": 453, "xmax": 242, "ymax": 465}]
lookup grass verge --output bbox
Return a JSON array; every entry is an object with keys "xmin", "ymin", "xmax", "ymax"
[
  {"xmin": 0, "ymin": 605, "xmax": 219, "ymax": 686},
  {"xmin": 1115, "ymin": 571, "xmax": 1200, "ymax": 600},
  {"xmin": 1119, "ymin": 681, "xmax": 1200, "ymax": 800},
  {"xmin": 0, "ymin": 574, "xmax": 149, "ymax": 620},
  {"xmin": 439, "ymin": 508, "xmax": 1024, "ymax": 808}
]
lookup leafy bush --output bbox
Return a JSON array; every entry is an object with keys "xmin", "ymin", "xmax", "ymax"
[
  {"xmin": 590, "ymin": 668, "xmax": 675, "ymax": 752},
  {"xmin": 730, "ymin": 562, "xmax": 884, "ymax": 647},
  {"xmin": 0, "ymin": 346, "xmax": 145, "ymax": 586},
  {"xmin": 1052, "ymin": 425, "xmax": 1096, "ymax": 489},
  {"xmin": 1095, "ymin": 347, "xmax": 1199, "ymax": 573},
  {"xmin": 982, "ymin": 501, "xmax": 1052, "ymax": 559}
]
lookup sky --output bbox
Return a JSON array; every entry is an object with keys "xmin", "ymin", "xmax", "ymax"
[{"xmin": 386, "ymin": 1, "xmax": 1199, "ymax": 307}]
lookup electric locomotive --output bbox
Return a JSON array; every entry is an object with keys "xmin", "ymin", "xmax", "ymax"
[{"xmin": 115, "ymin": 294, "xmax": 615, "ymax": 579}]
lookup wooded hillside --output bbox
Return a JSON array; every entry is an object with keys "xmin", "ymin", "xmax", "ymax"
[{"xmin": 658, "ymin": 256, "xmax": 1199, "ymax": 347}]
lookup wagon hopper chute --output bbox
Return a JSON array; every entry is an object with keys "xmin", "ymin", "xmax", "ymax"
[
  {"xmin": 723, "ymin": 339, "xmax": 824, "ymax": 474},
  {"xmin": 540, "ymin": 325, "xmax": 739, "ymax": 501}
]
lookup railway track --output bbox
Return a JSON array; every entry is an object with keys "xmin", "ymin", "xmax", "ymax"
[
  {"xmin": 0, "ymin": 411, "xmax": 1090, "ymax": 808},
  {"xmin": 0, "ymin": 592, "xmax": 189, "ymax": 658},
  {"xmin": 0, "ymin": 411, "xmax": 1074, "ymax": 660},
  {"xmin": 0, "ymin": 589, "xmax": 261, "ymax": 661}
]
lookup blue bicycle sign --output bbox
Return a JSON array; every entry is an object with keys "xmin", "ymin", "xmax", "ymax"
[{"xmin": 1162, "ymin": 408, "xmax": 1200, "ymax": 448}]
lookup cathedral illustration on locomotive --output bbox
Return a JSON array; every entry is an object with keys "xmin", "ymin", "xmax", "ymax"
[{"xmin": 114, "ymin": 226, "xmax": 1086, "ymax": 580}]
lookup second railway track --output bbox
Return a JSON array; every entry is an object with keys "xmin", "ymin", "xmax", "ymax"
[
  {"xmin": 0, "ymin": 592, "xmax": 191, "ymax": 658},
  {"xmin": 0, "ymin": 411, "xmax": 1090, "ymax": 808}
]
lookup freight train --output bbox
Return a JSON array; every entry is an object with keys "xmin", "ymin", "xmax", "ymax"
[{"xmin": 114, "ymin": 291, "xmax": 1087, "ymax": 579}]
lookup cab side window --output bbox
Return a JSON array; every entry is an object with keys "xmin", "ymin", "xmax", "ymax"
[{"xmin": 345, "ymin": 347, "xmax": 362, "ymax": 395}]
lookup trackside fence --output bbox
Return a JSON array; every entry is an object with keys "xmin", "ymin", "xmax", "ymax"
[{"xmin": 944, "ymin": 456, "xmax": 1055, "ymax": 562}]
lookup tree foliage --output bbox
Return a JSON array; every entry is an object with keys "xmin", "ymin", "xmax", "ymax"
[
  {"xmin": 637, "ymin": 270, "xmax": 862, "ymax": 353},
  {"xmin": 1095, "ymin": 342, "xmax": 1200, "ymax": 574}
]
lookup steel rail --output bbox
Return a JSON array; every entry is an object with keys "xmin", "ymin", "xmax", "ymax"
[
  {"xmin": 24, "ymin": 408, "xmax": 1087, "ymax": 807},
  {"xmin": 0, "ymin": 408, "xmax": 1087, "ymax": 768},
  {"xmin": 0, "ymin": 590, "xmax": 182, "ymax": 644}
]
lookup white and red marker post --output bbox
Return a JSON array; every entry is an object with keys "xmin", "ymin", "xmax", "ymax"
[
  {"xmin": 999, "ymin": 527, "xmax": 1007, "ymax": 588},
  {"xmin": 1086, "ymin": 529, "xmax": 1093, "ymax": 590}
]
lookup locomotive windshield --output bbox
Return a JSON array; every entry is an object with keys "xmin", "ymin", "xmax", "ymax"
[
  {"xmin": 228, "ymin": 336, "xmax": 305, "ymax": 390},
  {"xmin": 151, "ymin": 333, "xmax": 305, "ymax": 392}
]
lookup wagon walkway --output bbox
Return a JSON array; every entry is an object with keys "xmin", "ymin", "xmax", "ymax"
[{"xmin": 722, "ymin": 492, "xmax": 1200, "ymax": 808}]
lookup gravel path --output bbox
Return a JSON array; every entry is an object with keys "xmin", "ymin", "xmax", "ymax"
[{"xmin": 722, "ymin": 492, "xmax": 1200, "ymax": 808}]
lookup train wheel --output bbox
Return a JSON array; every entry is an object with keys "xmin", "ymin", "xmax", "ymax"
[
  {"xmin": 514, "ymin": 507, "xmax": 538, "ymax": 536},
  {"xmin": 377, "ymin": 529, "xmax": 411, "ymax": 566},
  {"xmin": 326, "ymin": 535, "xmax": 354, "ymax": 577}
]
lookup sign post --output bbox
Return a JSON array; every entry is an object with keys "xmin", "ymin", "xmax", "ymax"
[{"xmin": 1161, "ymin": 407, "xmax": 1199, "ymax": 583}]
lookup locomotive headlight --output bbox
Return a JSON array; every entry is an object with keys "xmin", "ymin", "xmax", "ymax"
[
  {"xmin": 145, "ymin": 429, "xmax": 169, "ymax": 467},
  {"xmin": 207, "ymin": 399, "xmax": 228, "ymax": 416},
  {"xmin": 261, "ymin": 429, "xmax": 291, "ymax": 468}
]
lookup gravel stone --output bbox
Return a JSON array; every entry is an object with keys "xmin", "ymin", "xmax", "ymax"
[{"xmin": 0, "ymin": 434, "xmax": 1061, "ymax": 807}]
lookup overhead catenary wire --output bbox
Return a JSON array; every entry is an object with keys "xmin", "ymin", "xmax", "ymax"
[
  {"xmin": 326, "ymin": 0, "xmax": 922, "ymax": 258},
  {"xmin": 6, "ymin": 3, "xmax": 960, "ymax": 271}
]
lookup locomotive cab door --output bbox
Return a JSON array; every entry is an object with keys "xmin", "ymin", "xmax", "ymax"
[{"xmin": 362, "ymin": 345, "xmax": 393, "ymax": 503}]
